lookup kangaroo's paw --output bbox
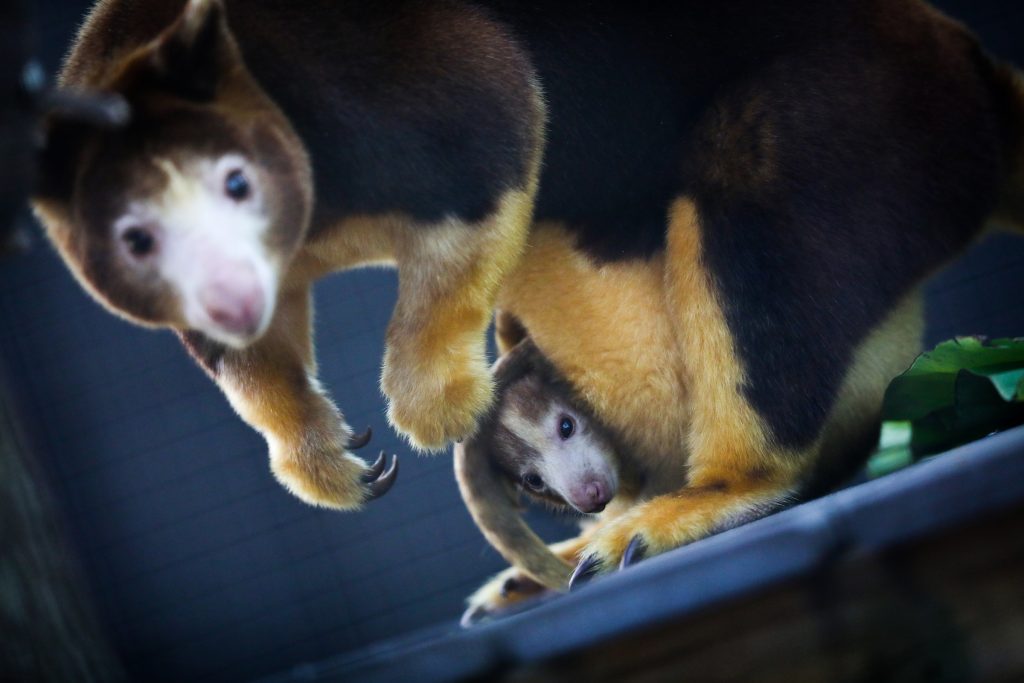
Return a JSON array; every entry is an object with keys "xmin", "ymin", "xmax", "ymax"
[
  {"xmin": 271, "ymin": 441, "xmax": 398, "ymax": 510},
  {"xmin": 567, "ymin": 492, "xmax": 737, "ymax": 589},
  {"xmin": 383, "ymin": 353, "xmax": 493, "ymax": 451}
]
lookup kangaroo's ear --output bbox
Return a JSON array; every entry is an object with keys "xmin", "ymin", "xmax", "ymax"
[
  {"xmin": 492, "ymin": 337, "xmax": 543, "ymax": 393},
  {"xmin": 126, "ymin": 0, "xmax": 240, "ymax": 101},
  {"xmin": 33, "ymin": 90, "xmax": 131, "ymax": 202},
  {"xmin": 33, "ymin": 119, "xmax": 87, "ymax": 203}
]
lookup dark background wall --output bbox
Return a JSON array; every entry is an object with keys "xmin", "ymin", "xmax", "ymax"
[{"xmin": 1, "ymin": 2, "xmax": 1022, "ymax": 681}]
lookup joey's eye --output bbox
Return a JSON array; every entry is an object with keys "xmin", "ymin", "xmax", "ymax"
[
  {"xmin": 558, "ymin": 415, "xmax": 575, "ymax": 440},
  {"xmin": 523, "ymin": 473, "xmax": 543, "ymax": 491},
  {"xmin": 122, "ymin": 227, "xmax": 155, "ymax": 257},
  {"xmin": 225, "ymin": 169, "xmax": 250, "ymax": 201}
]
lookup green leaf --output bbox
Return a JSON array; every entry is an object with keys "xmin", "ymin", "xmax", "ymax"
[
  {"xmin": 866, "ymin": 421, "xmax": 913, "ymax": 478},
  {"xmin": 867, "ymin": 445, "xmax": 914, "ymax": 478},
  {"xmin": 877, "ymin": 420, "xmax": 912, "ymax": 450},
  {"xmin": 870, "ymin": 337, "xmax": 1024, "ymax": 476},
  {"xmin": 882, "ymin": 337, "xmax": 1024, "ymax": 421},
  {"xmin": 972, "ymin": 366, "xmax": 1024, "ymax": 401}
]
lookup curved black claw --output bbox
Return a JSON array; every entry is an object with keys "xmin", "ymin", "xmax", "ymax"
[
  {"xmin": 347, "ymin": 427, "xmax": 373, "ymax": 450},
  {"xmin": 568, "ymin": 555, "xmax": 601, "ymax": 591},
  {"xmin": 460, "ymin": 604, "xmax": 490, "ymax": 629},
  {"xmin": 620, "ymin": 536, "xmax": 647, "ymax": 570},
  {"xmin": 360, "ymin": 451, "xmax": 387, "ymax": 483},
  {"xmin": 500, "ymin": 576, "xmax": 520, "ymax": 599},
  {"xmin": 364, "ymin": 453, "xmax": 399, "ymax": 501}
]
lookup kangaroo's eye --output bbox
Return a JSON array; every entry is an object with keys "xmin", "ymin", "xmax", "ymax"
[
  {"xmin": 122, "ymin": 227, "xmax": 155, "ymax": 257},
  {"xmin": 558, "ymin": 415, "xmax": 575, "ymax": 440},
  {"xmin": 225, "ymin": 169, "xmax": 250, "ymax": 201},
  {"xmin": 523, "ymin": 473, "xmax": 543, "ymax": 491}
]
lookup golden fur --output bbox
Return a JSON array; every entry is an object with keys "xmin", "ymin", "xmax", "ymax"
[{"xmin": 465, "ymin": 202, "xmax": 927, "ymax": 616}]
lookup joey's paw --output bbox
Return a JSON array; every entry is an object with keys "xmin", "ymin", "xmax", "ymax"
[
  {"xmin": 383, "ymin": 358, "xmax": 493, "ymax": 450},
  {"xmin": 271, "ymin": 442, "xmax": 398, "ymax": 511},
  {"xmin": 461, "ymin": 567, "xmax": 552, "ymax": 628}
]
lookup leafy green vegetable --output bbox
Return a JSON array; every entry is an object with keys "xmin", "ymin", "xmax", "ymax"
[
  {"xmin": 867, "ymin": 337, "xmax": 1024, "ymax": 477},
  {"xmin": 866, "ymin": 421, "xmax": 913, "ymax": 478}
]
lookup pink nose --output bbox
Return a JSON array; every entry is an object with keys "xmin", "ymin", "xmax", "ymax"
[
  {"xmin": 199, "ymin": 274, "xmax": 265, "ymax": 337},
  {"xmin": 571, "ymin": 479, "xmax": 613, "ymax": 513}
]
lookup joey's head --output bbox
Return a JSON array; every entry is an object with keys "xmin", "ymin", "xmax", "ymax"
[
  {"xmin": 454, "ymin": 337, "xmax": 621, "ymax": 591},
  {"xmin": 493, "ymin": 369, "xmax": 619, "ymax": 514},
  {"xmin": 33, "ymin": 0, "xmax": 312, "ymax": 348},
  {"xmin": 479, "ymin": 338, "xmax": 619, "ymax": 515}
]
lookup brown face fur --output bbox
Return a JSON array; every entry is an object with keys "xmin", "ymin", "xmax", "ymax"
[
  {"xmin": 34, "ymin": 0, "xmax": 312, "ymax": 343},
  {"xmin": 484, "ymin": 339, "xmax": 620, "ymax": 515}
]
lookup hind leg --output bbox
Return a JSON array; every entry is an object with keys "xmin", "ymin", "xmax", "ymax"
[
  {"xmin": 570, "ymin": 188, "xmax": 934, "ymax": 578},
  {"xmin": 570, "ymin": 198, "xmax": 834, "ymax": 578}
]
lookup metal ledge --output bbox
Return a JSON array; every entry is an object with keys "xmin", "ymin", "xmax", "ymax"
[{"xmin": 261, "ymin": 425, "xmax": 1024, "ymax": 683}]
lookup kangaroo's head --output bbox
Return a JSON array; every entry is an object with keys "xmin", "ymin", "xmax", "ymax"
[{"xmin": 33, "ymin": 0, "xmax": 312, "ymax": 348}]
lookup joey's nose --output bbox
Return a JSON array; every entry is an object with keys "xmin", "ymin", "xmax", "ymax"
[
  {"xmin": 573, "ymin": 480, "xmax": 612, "ymax": 513},
  {"xmin": 199, "ymin": 275, "xmax": 265, "ymax": 337}
]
